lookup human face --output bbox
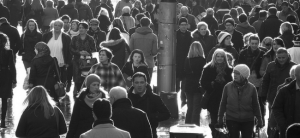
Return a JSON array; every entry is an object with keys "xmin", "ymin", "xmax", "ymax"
[
  {"xmin": 28, "ymin": 22, "xmax": 35, "ymax": 31},
  {"xmin": 233, "ymin": 70, "xmax": 242, "ymax": 82},
  {"xmin": 89, "ymin": 82, "xmax": 100, "ymax": 94},
  {"xmin": 99, "ymin": 51, "xmax": 109, "ymax": 64},
  {"xmin": 250, "ymin": 39, "xmax": 259, "ymax": 51},
  {"xmin": 62, "ymin": 19, "xmax": 70, "ymax": 30},
  {"xmin": 199, "ymin": 25, "xmax": 207, "ymax": 36},
  {"xmin": 180, "ymin": 8, "xmax": 188, "ymax": 16},
  {"xmin": 134, "ymin": 2, "xmax": 141, "ymax": 8},
  {"xmin": 133, "ymin": 76, "xmax": 147, "ymax": 94},
  {"xmin": 215, "ymin": 53, "xmax": 225, "ymax": 63},
  {"xmin": 179, "ymin": 22, "xmax": 188, "ymax": 32},
  {"xmin": 224, "ymin": 36, "xmax": 232, "ymax": 46},
  {"xmin": 133, "ymin": 53, "xmax": 142, "ymax": 64},
  {"xmin": 71, "ymin": 22, "xmax": 78, "ymax": 31},
  {"xmin": 225, "ymin": 23, "xmax": 234, "ymax": 32},
  {"xmin": 272, "ymin": 41, "xmax": 281, "ymax": 52},
  {"xmin": 264, "ymin": 41, "xmax": 272, "ymax": 50},
  {"xmin": 79, "ymin": 24, "xmax": 87, "ymax": 35},
  {"xmin": 54, "ymin": 22, "xmax": 62, "ymax": 33},
  {"xmin": 276, "ymin": 52, "xmax": 289, "ymax": 65},
  {"xmin": 90, "ymin": 24, "xmax": 98, "ymax": 31}
]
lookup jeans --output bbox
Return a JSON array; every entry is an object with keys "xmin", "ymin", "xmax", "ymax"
[
  {"xmin": 226, "ymin": 120, "xmax": 254, "ymax": 138},
  {"xmin": 185, "ymin": 92, "xmax": 202, "ymax": 125}
]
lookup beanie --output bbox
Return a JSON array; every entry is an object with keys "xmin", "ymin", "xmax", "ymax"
[
  {"xmin": 85, "ymin": 74, "xmax": 101, "ymax": 88},
  {"xmin": 224, "ymin": 18, "xmax": 235, "ymax": 26},
  {"xmin": 89, "ymin": 18, "xmax": 100, "ymax": 25},
  {"xmin": 217, "ymin": 31, "xmax": 231, "ymax": 43},
  {"xmin": 238, "ymin": 13, "xmax": 247, "ymax": 23},
  {"xmin": 93, "ymin": 99, "xmax": 112, "ymax": 119},
  {"xmin": 178, "ymin": 17, "xmax": 188, "ymax": 25},
  {"xmin": 109, "ymin": 86, "xmax": 128, "ymax": 104},
  {"xmin": 234, "ymin": 64, "xmax": 250, "ymax": 79}
]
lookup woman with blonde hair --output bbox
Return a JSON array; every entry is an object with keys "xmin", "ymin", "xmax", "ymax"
[
  {"xmin": 97, "ymin": 8, "xmax": 111, "ymax": 33},
  {"xmin": 184, "ymin": 41, "xmax": 206, "ymax": 125},
  {"xmin": 200, "ymin": 48, "xmax": 233, "ymax": 136},
  {"xmin": 279, "ymin": 22, "xmax": 295, "ymax": 49},
  {"xmin": 16, "ymin": 86, "xmax": 67, "ymax": 137}
]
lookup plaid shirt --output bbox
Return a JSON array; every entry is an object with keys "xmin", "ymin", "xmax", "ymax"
[{"xmin": 90, "ymin": 63, "xmax": 126, "ymax": 91}]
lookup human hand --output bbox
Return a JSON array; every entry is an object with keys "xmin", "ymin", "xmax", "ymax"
[{"xmin": 127, "ymin": 76, "xmax": 132, "ymax": 81}]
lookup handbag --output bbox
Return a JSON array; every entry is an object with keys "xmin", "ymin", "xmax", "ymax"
[
  {"xmin": 79, "ymin": 56, "xmax": 98, "ymax": 71},
  {"xmin": 53, "ymin": 58, "xmax": 66, "ymax": 98}
]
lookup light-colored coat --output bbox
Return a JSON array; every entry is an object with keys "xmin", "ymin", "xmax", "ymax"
[{"xmin": 80, "ymin": 124, "xmax": 131, "ymax": 138}]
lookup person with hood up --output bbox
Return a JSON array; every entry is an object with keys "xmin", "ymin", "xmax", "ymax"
[
  {"xmin": 279, "ymin": 22, "xmax": 295, "ymax": 49},
  {"xmin": 277, "ymin": 1, "xmax": 300, "ymax": 25},
  {"xmin": 201, "ymin": 8, "xmax": 219, "ymax": 36},
  {"xmin": 100, "ymin": 28, "xmax": 130, "ymax": 69},
  {"xmin": 59, "ymin": 0, "xmax": 79, "ymax": 20},
  {"xmin": 114, "ymin": 0, "xmax": 132, "ymax": 18},
  {"xmin": 75, "ymin": 0, "xmax": 93, "ymax": 21},
  {"xmin": 217, "ymin": 64, "xmax": 263, "ymax": 138},
  {"xmin": 119, "ymin": 6, "xmax": 135, "ymax": 32},
  {"xmin": 259, "ymin": 7, "xmax": 283, "ymax": 41},
  {"xmin": 94, "ymin": 0, "xmax": 114, "ymax": 22},
  {"xmin": 129, "ymin": 17, "xmax": 158, "ymax": 82},
  {"xmin": 252, "ymin": 10, "xmax": 267, "ymax": 34},
  {"xmin": 109, "ymin": 86, "xmax": 153, "ymax": 138},
  {"xmin": 235, "ymin": 13, "xmax": 256, "ymax": 35},
  {"xmin": 223, "ymin": 18, "xmax": 244, "ymax": 52},
  {"xmin": 128, "ymin": 72, "xmax": 170, "ymax": 138},
  {"xmin": 191, "ymin": 22, "xmax": 217, "ymax": 57},
  {"xmin": 87, "ymin": 18, "xmax": 106, "ymax": 51},
  {"xmin": 207, "ymin": 31, "xmax": 239, "ymax": 62}
]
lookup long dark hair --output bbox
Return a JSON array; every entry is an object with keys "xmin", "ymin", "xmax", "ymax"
[
  {"xmin": 127, "ymin": 49, "xmax": 148, "ymax": 66},
  {"xmin": 108, "ymin": 27, "xmax": 122, "ymax": 40},
  {"xmin": 24, "ymin": 19, "xmax": 40, "ymax": 33},
  {"xmin": 111, "ymin": 18, "xmax": 128, "ymax": 34}
]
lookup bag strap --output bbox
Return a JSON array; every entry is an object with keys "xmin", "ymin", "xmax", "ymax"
[{"xmin": 54, "ymin": 107, "xmax": 60, "ymax": 134}]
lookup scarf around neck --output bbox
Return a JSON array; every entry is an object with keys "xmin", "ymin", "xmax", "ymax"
[
  {"xmin": 69, "ymin": 30, "xmax": 79, "ymax": 37},
  {"xmin": 215, "ymin": 62, "xmax": 227, "ymax": 84},
  {"xmin": 84, "ymin": 92, "xmax": 103, "ymax": 108}
]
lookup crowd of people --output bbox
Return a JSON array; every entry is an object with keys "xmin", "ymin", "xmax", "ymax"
[{"xmin": 1, "ymin": 0, "xmax": 300, "ymax": 137}]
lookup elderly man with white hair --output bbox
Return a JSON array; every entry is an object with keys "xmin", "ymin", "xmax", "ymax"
[
  {"xmin": 119, "ymin": 6, "xmax": 135, "ymax": 32},
  {"xmin": 272, "ymin": 64, "xmax": 300, "ymax": 138},
  {"xmin": 178, "ymin": 6, "xmax": 197, "ymax": 31},
  {"xmin": 109, "ymin": 86, "xmax": 153, "ymax": 138}
]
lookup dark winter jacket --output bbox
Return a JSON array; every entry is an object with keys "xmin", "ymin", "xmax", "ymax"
[
  {"xmin": 87, "ymin": 27, "xmax": 106, "ymax": 50},
  {"xmin": 97, "ymin": 14, "xmax": 111, "ymax": 33},
  {"xmin": 207, "ymin": 44, "xmax": 239, "ymax": 63},
  {"xmin": 230, "ymin": 29, "xmax": 244, "ymax": 52},
  {"xmin": 259, "ymin": 15, "xmax": 283, "ymax": 40},
  {"xmin": 279, "ymin": 31, "xmax": 294, "ymax": 49},
  {"xmin": 191, "ymin": 30, "xmax": 217, "ymax": 56},
  {"xmin": 176, "ymin": 30, "xmax": 192, "ymax": 79},
  {"xmin": 261, "ymin": 58, "xmax": 296, "ymax": 105},
  {"xmin": 42, "ymin": 32, "xmax": 72, "ymax": 65},
  {"xmin": 24, "ymin": 8, "xmax": 44, "ymax": 29},
  {"xmin": 201, "ymin": 15, "xmax": 219, "ymax": 36},
  {"xmin": 122, "ymin": 62, "xmax": 150, "ymax": 83},
  {"xmin": 129, "ymin": 24, "xmax": 140, "ymax": 37},
  {"xmin": 180, "ymin": 14, "xmax": 197, "ymax": 31},
  {"xmin": 272, "ymin": 80, "xmax": 300, "ymax": 138},
  {"xmin": 15, "ymin": 106, "xmax": 67, "ymax": 138},
  {"xmin": 249, "ymin": 14, "xmax": 259, "ymax": 25},
  {"xmin": 252, "ymin": 18, "xmax": 264, "ymax": 34},
  {"xmin": 6, "ymin": 0, "xmax": 22, "ymax": 27},
  {"xmin": 0, "ymin": 3, "xmax": 10, "ymax": 20},
  {"xmin": 0, "ymin": 49, "xmax": 16, "ymax": 98},
  {"xmin": 89, "ymin": 0, "xmax": 100, "ymax": 15},
  {"xmin": 128, "ymin": 84, "xmax": 170, "ymax": 137},
  {"xmin": 59, "ymin": 4, "xmax": 79, "ymax": 20},
  {"xmin": 75, "ymin": 2, "xmax": 93, "ymax": 21},
  {"xmin": 19, "ymin": 30, "xmax": 43, "ymax": 62},
  {"xmin": 0, "ymin": 23, "xmax": 21, "ymax": 55},
  {"xmin": 57, "ymin": 0, "xmax": 65, "ymax": 12},
  {"xmin": 184, "ymin": 56, "xmax": 206, "ymax": 93},
  {"xmin": 94, "ymin": 3, "xmax": 114, "ymax": 21},
  {"xmin": 112, "ymin": 98, "xmax": 153, "ymax": 138},
  {"xmin": 235, "ymin": 22, "xmax": 256, "ymax": 35}
]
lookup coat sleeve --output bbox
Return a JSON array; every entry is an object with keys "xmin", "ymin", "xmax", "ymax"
[
  {"xmin": 252, "ymin": 86, "xmax": 263, "ymax": 125},
  {"xmin": 29, "ymin": 60, "xmax": 37, "ymax": 85},
  {"xmin": 261, "ymin": 63, "xmax": 271, "ymax": 98},
  {"xmin": 218, "ymin": 84, "xmax": 228, "ymax": 122},
  {"xmin": 66, "ymin": 100, "xmax": 81, "ymax": 138},
  {"xmin": 86, "ymin": 5, "xmax": 93, "ymax": 20},
  {"xmin": 114, "ymin": 65, "xmax": 126, "ymax": 88},
  {"xmin": 148, "ymin": 96, "xmax": 170, "ymax": 122},
  {"xmin": 19, "ymin": 34, "xmax": 25, "ymax": 54},
  {"xmin": 200, "ymin": 67, "xmax": 214, "ymax": 94},
  {"xmin": 70, "ymin": 37, "xmax": 81, "ymax": 56},
  {"xmin": 258, "ymin": 22, "xmax": 266, "ymax": 41},
  {"xmin": 114, "ymin": 1, "xmax": 120, "ymax": 17},
  {"xmin": 9, "ymin": 50, "xmax": 17, "ymax": 84},
  {"xmin": 237, "ymin": 50, "xmax": 246, "ymax": 64},
  {"xmin": 55, "ymin": 107, "xmax": 68, "ymax": 135},
  {"xmin": 13, "ymin": 28, "xmax": 22, "ymax": 55},
  {"xmin": 151, "ymin": 34, "xmax": 158, "ymax": 56},
  {"xmin": 129, "ymin": 35, "xmax": 134, "ymax": 51},
  {"xmin": 15, "ymin": 110, "xmax": 27, "ymax": 137},
  {"xmin": 271, "ymin": 88, "xmax": 287, "ymax": 129}
]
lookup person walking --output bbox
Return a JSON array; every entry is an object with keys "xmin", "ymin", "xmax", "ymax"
[{"xmin": 42, "ymin": 0, "xmax": 58, "ymax": 33}]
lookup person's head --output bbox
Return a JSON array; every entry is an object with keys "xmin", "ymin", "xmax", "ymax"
[
  {"xmin": 177, "ymin": 3, "xmax": 184, "ymax": 15},
  {"xmin": 135, "ymin": 13, "xmax": 145, "ymax": 25},
  {"xmin": 249, "ymin": 34, "xmax": 260, "ymax": 51},
  {"xmin": 34, "ymin": 42, "xmax": 50, "ymax": 55},
  {"xmin": 122, "ymin": 6, "xmax": 131, "ymax": 15},
  {"xmin": 236, "ymin": 6, "xmax": 245, "ymax": 15},
  {"xmin": 108, "ymin": 27, "xmax": 122, "ymax": 40},
  {"xmin": 99, "ymin": 8, "xmax": 110, "ymax": 20},
  {"xmin": 224, "ymin": 18, "xmax": 235, "ymax": 32},
  {"xmin": 78, "ymin": 21, "xmax": 89, "ymax": 35},
  {"xmin": 128, "ymin": 49, "xmax": 147, "ymax": 65},
  {"xmin": 286, "ymin": 123, "xmax": 300, "ymax": 138},
  {"xmin": 233, "ymin": 64, "xmax": 250, "ymax": 82},
  {"xmin": 180, "ymin": 6, "xmax": 189, "ymax": 16},
  {"xmin": 85, "ymin": 74, "xmax": 101, "ymax": 93},
  {"xmin": 220, "ymin": 0, "xmax": 230, "ymax": 9},
  {"xmin": 23, "ymin": 86, "xmax": 55, "ymax": 119},
  {"xmin": 187, "ymin": 41, "xmax": 205, "ymax": 58},
  {"xmin": 276, "ymin": 47, "xmax": 289, "ymax": 65},
  {"xmin": 289, "ymin": 65, "xmax": 297, "ymax": 80},
  {"xmin": 92, "ymin": 99, "xmax": 112, "ymax": 121},
  {"xmin": 46, "ymin": 0, "xmax": 54, "ymax": 8},
  {"xmin": 261, "ymin": 37, "xmax": 273, "ymax": 50},
  {"xmin": 226, "ymin": 52, "xmax": 234, "ymax": 66},
  {"xmin": 259, "ymin": 10, "xmax": 267, "ymax": 19},
  {"xmin": 25, "ymin": 19, "xmax": 39, "ymax": 33},
  {"xmin": 99, "ymin": 47, "xmax": 113, "ymax": 64},
  {"xmin": 71, "ymin": 19, "xmax": 80, "ymax": 31},
  {"xmin": 229, "ymin": 8, "xmax": 238, "ymax": 18},
  {"xmin": 112, "ymin": 18, "xmax": 127, "ymax": 33},
  {"xmin": 134, "ymin": 0, "xmax": 142, "ymax": 8},
  {"xmin": 243, "ymin": 32, "xmax": 254, "ymax": 46},
  {"xmin": 210, "ymin": 48, "xmax": 229, "ymax": 66},
  {"xmin": 273, "ymin": 37, "xmax": 285, "ymax": 52},
  {"xmin": 295, "ymin": 65, "xmax": 300, "ymax": 81},
  {"xmin": 206, "ymin": 8, "xmax": 214, "ymax": 16},
  {"xmin": 281, "ymin": 1, "xmax": 289, "ymax": 12},
  {"xmin": 130, "ymin": 7, "xmax": 140, "ymax": 18},
  {"xmin": 68, "ymin": 0, "xmax": 75, "ymax": 5},
  {"xmin": 109, "ymin": 86, "xmax": 127, "ymax": 104},
  {"xmin": 218, "ymin": 31, "xmax": 232, "ymax": 46},
  {"xmin": 192, "ymin": 0, "xmax": 198, "ymax": 6},
  {"xmin": 268, "ymin": 7, "xmax": 277, "ymax": 15},
  {"xmin": 280, "ymin": 22, "xmax": 294, "ymax": 34},
  {"xmin": 178, "ymin": 17, "xmax": 189, "ymax": 32},
  {"xmin": 89, "ymin": 18, "xmax": 99, "ymax": 31},
  {"xmin": 140, "ymin": 17, "xmax": 151, "ymax": 27},
  {"xmin": 61, "ymin": 15, "xmax": 71, "ymax": 30},
  {"xmin": 53, "ymin": 19, "xmax": 64, "ymax": 33},
  {"xmin": 0, "ymin": 32, "xmax": 8, "ymax": 49},
  {"xmin": 293, "ymin": 34, "xmax": 300, "ymax": 46},
  {"xmin": 260, "ymin": 0, "xmax": 269, "ymax": 9},
  {"xmin": 0, "ymin": 17, "xmax": 8, "ymax": 26},
  {"xmin": 197, "ymin": 22, "xmax": 210, "ymax": 36},
  {"xmin": 238, "ymin": 13, "xmax": 248, "ymax": 23},
  {"xmin": 293, "ymin": 1, "xmax": 299, "ymax": 10},
  {"xmin": 132, "ymin": 72, "xmax": 147, "ymax": 94}
]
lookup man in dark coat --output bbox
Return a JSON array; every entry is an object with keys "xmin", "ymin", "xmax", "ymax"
[
  {"xmin": 223, "ymin": 18, "xmax": 244, "ymax": 52},
  {"xmin": 0, "ymin": 2, "xmax": 10, "ymax": 20},
  {"xmin": 201, "ymin": 8, "xmax": 218, "ymax": 36},
  {"xmin": 109, "ymin": 86, "xmax": 153, "ymax": 138},
  {"xmin": 128, "ymin": 72, "xmax": 170, "ymax": 138},
  {"xmin": 129, "ymin": 13, "xmax": 145, "ymax": 37},
  {"xmin": 259, "ymin": 7, "xmax": 283, "ymax": 41},
  {"xmin": 59, "ymin": 0, "xmax": 79, "ymax": 20},
  {"xmin": 94, "ymin": 0, "xmax": 114, "ymax": 21},
  {"xmin": 75, "ymin": 0, "xmax": 93, "ymax": 21},
  {"xmin": 6, "ymin": 0, "xmax": 21, "ymax": 27},
  {"xmin": 272, "ymin": 64, "xmax": 300, "ymax": 138},
  {"xmin": 0, "ymin": 17, "xmax": 21, "ymax": 57}
]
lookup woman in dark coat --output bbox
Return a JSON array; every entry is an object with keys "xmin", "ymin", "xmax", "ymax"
[
  {"xmin": 66, "ymin": 74, "xmax": 107, "ymax": 138},
  {"xmin": 184, "ymin": 41, "xmax": 206, "ymax": 125},
  {"xmin": 200, "ymin": 48, "xmax": 233, "ymax": 137},
  {"xmin": 0, "ymin": 32, "xmax": 16, "ymax": 128},
  {"xmin": 28, "ymin": 42, "xmax": 60, "ymax": 102},
  {"xmin": 19, "ymin": 19, "xmax": 43, "ymax": 71}
]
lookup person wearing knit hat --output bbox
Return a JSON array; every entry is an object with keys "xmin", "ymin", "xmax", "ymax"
[
  {"xmin": 224, "ymin": 18, "xmax": 235, "ymax": 27},
  {"xmin": 233, "ymin": 64, "xmax": 250, "ymax": 80},
  {"xmin": 89, "ymin": 18, "xmax": 100, "ymax": 25},
  {"xmin": 217, "ymin": 31, "xmax": 231, "ymax": 43},
  {"xmin": 80, "ymin": 98, "xmax": 131, "ymax": 138},
  {"xmin": 85, "ymin": 74, "xmax": 101, "ymax": 88}
]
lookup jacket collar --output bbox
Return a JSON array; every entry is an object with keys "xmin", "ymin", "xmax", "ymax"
[
  {"xmin": 266, "ymin": 15, "xmax": 279, "ymax": 20},
  {"xmin": 112, "ymin": 98, "xmax": 133, "ymax": 109},
  {"xmin": 93, "ymin": 123, "xmax": 115, "ymax": 129}
]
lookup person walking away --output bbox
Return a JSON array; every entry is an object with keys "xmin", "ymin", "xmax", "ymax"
[
  {"xmin": 119, "ymin": 6, "xmax": 135, "ymax": 32},
  {"xmin": 114, "ymin": 0, "xmax": 132, "ymax": 18},
  {"xmin": 42, "ymin": 0, "xmax": 59, "ymax": 33},
  {"xmin": 252, "ymin": 10, "xmax": 267, "ymax": 34},
  {"xmin": 235, "ymin": 13, "xmax": 256, "ymax": 35},
  {"xmin": 75, "ymin": 0, "xmax": 93, "ymax": 21},
  {"xmin": 279, "ymin": 22, "xmax": 295, "ymax": 49},
  {"xmin": 59, "ymin": 0, "xmax": 79, "ymax": 20},
  {"xmin": 287, "ymin": 34, "xmax": 300, "ymax": 64}
]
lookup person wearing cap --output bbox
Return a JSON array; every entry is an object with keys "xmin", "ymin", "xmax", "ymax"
[
  {"xmin": 235, "ymin": 13, "xmax": 256, "ymax": 35},
  {"xmin": 67, "ymin": 74, "xmax": 108, "ymax": 138},
  {"xmin": 206, "ymin": 31, "xmax": 239, "ymax": 62},
  {"xmin": 217, "ymin": 64, "xmax": 263, "ymax": 138},
  {"xmin": 259, "ymin": 7, "xmax": 283, "ymax": 41},
  {"xmin": 277, "ymin": 1, "xmax": 300, "ymax": 25},
  {"xmin": 201, "ymin": 8, "xmax": 219, "ymax": 36},
  {"xmin": 109, "ymin": 86, "xmax": 153, "ymax": 138},
  {"xmin": 223, "ymin": 17, "xmax": 244, "ymax": 52},
  {"xmin": 79, "ymin": 98, "xmax": 131, "ymax": 138},
  {"xmin": 287, "ymin": 34, "xmax": 300, "ymax": 64},
  {"xmin": 87, "ymin": 18, "xmax": 106, "ymax": 51},
  {"xmin": 272, "ymin": 64, "xmax": 300, "ymax": 138}
]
